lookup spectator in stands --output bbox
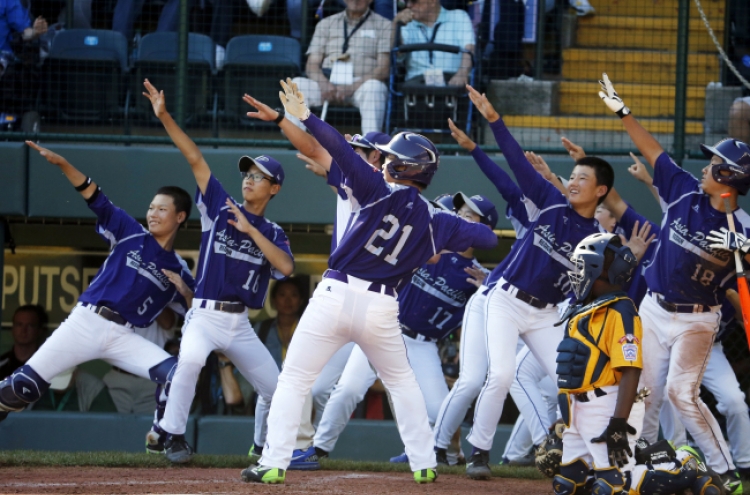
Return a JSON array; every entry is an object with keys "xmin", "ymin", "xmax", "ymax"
[
  {"xmin": 394, "ymin": 0, "xmax": 474, "ymax": 87},
  {"xmin": 729, "ymin": 97, "xmax": 750, "ymax": 145},
  {"xmin": 30, "ymin": 366, "xmax": 118, "ymax": 412},
  {"xmin": 0, "ymin": 305, "xmax": 47, "ymax": 380},
  {"xmin": 102, "ymin": 307, "xmax": 182, "ymax": 414},
  {"xmin": 288, "ymin": 0, "xmax": 392, "ymax": 135},
  {"xmin": 193, "ymin": 351, "xmax": 256, "ymax": 415},
  {"xmin": 0, "ymin": 0, "xmax": 46, "ymax": 78},
  {"xmin": 286, "ymin": 0, "xmax": 395, "ymax": 40},
  {"xmin": 112, "ymin": 0, "xmax": 181, "ymax": 42}
]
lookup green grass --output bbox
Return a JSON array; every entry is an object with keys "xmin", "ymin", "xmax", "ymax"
[{"xmin": 0, "ymin": 450, "xmax": 543, "ymax": 479}]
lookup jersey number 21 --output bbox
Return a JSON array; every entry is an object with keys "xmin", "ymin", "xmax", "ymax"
[{"xmin": 365, "ymin": 214, "xmax": 413, "ymax": 266}]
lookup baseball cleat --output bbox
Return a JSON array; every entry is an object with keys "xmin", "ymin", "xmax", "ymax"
[
  {"xmin": 390, "ymin": 452, "xmax": 409, "ymax": 463},
  {"xmin": 145, "ymin": 428, "xmax": 166, "ymax": 455},
  {"xmin": 466, "ymin": 449, "xmax": 492, "ymax": 480},
  {"xmin": 288, "ymin": 446, "xmax": 320, "ymax": 471},
  {"xmin": 241, "ymin": 465, "xmax": 285, "ymax": 484},
  {"xmin": 164, "ymin": 434, "xmax": 194, "ymax": 463},
  {"xmin": 247, "ymin": 443, "xmax": 263, "ymax": 464},
  {"xmin": 314, "ymin": 446, "xmax": 329, "ymax": 459},
  {"xmin": 413, "ymin": 468, "xmax": 438, "ymax": 484},
  {"xmin": 435, "ymin": 448, "xmax": 449, "ymax": 467},
  {"xmin": 719, "ymin": 470, "xmax": 743, "ymax": 495}
]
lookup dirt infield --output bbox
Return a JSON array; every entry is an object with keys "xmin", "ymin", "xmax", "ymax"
[{"xmin": 0, "ymin": 466, "xmax": 551, "ymax": 494}]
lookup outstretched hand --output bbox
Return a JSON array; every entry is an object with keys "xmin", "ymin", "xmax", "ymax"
[
  {"xmin": 161, "ymin": 268, "xmax": 193, "ymax": 300},
  {"xmin": 561, "ymin": 137, "xmax": 586, "ymax": 161},
  {"xmin": 465, "ymin": 265, "xmax": 488, "ymax": 287},
  {"xmin": 448, "ymin": 118, "xmax": 476, "ymax": 151},
  {"xmin": 279, "ymin": 77, "xmax": 310, "ymax": 121},
  {"xmin": 598, "ymin": 73, "xmax": 630, "ymax": 118},
  {"xmin": 525, "ymin": 151, "xmax": 553, "ymax": 180},
  {"xmin": 628, "ymin": 153, "xmax": 653, "ymax": 186},
  {"xmin": 621, "ymin": 220, "xmax": 656, "ymax": 262},
  {"xmin": 243, "ymin": 94, "xmax": 280, "ymax": 122},
  {"xmin": 25, "ymin": 140, "xmax": 67, "ymax": 167},
  {"xmin": 225, "ymin": 198, "xmax": 255, "ymax": 235},
  {"xmin": 466, "ymin": 84, "xmax": 500, "ymax": 123},
  {"xmin": 297, "ymin": 153, "xmax": 328, "ymax": 178},
  {"xmin": 142, "ymin": 79, "xmax": 166, "ymax": 118}
]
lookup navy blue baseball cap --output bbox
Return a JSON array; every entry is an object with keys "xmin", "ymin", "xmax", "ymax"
[
  {"xmin": 238, "ymin": 155, "xmax": 285, "ymax": 186},
  {"xmin": 349, "ymin": 132, "xmax": 392, "ymax": 150},
  {"xmin": 453, "ymin": 192, "xmax": 498, "ymax": 229}
]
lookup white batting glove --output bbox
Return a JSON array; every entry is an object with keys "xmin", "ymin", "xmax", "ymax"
[
  {"xmin": 707, "ymin": 227, "xmax": 750, "ymax": 253},
  {"xmin": 598, "ymin": 73, "xmax": 631, "ymax": 118},
  {"xmin": 279, "ymin": 77, "xmax": 310, "ymax": 121}
]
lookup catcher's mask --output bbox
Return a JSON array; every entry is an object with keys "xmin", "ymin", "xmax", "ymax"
[{"xmin": 568, "ymin": 233, "xmax": 637, "ymax": 301}]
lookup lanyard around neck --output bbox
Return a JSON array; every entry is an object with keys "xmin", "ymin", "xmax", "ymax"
[
  {"xmin": 342, "ymin": 10, "xmax": 371, "ymax": 54},
  {"xmin": 419, "ymin": 23, "xmax": 442, "ymax": 64}
]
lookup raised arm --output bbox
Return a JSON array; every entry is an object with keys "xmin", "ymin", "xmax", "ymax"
[
  {"xmin": 598, "ymin": 74, "xmax": 663, "ymax": 167},
  {"xmin": 628, "ymin": 153, "xmax": 660, "ymax": 204},
  {"xmin": 26, "ymin": 142, "xmax": 98, "ymax": 200},
  {"xmin": 143, "ymin": 79, "xmax": 211, "ymax": 194},
  {"xmin": 243, "ymin": 94, "xmax": 332, "ymax": 170}
]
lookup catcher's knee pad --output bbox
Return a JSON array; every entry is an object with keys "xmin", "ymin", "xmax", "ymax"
[
  {"xmin": 148, "ymin": 356, "xmax": 177, "ymax": 385},
  {"xmin": 0, "ymin": 365, "xmax": 49, "ymax": 411},
  {"xmin": 592, "ymin": 467, "xmax": 625, "ymax": 495},
  {"xmin": 630, "ymin": 463, "xmax": 693, "ymax": 495},
  {"xmin": 690, "ymin": 470, "xmax": 724, "ymax": 495},
  {"xmin": 552, "ymin": 459, "xmax": 590, "ymax": 495}
]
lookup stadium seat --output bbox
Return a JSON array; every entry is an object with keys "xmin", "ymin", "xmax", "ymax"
[
  {"xmin": 221, "ymin": 35, "xmax": 301, "ymax": 127},
  {"xmin": 132, "ymin": 32, "xmax": 218, "ymax": 132},
  {"xmin": 42, "ymin": 29, "xmax": 129, "ymax": 124}
]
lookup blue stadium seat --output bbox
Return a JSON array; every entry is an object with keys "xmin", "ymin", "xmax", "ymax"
[
  {"xmin": 221, "ymin": 35, "xmax": 301, "ymax": 127},
  {"xmin": 133, "ymin": 32, "xmax": 218, "ymax": 131},
  {"xmin": 43, "ymin": 29, "xmax": 130, "ymax": 123}
]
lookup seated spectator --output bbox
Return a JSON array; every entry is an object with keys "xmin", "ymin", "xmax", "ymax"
[
  {"xmin": 729, "ymin": 97, "xmax": 750, "ymax": 145},
  {"xmin": 193, "ymin": 351, "xmax": 256, "ymax": 416},
  {"xmin": 288, "ymin": 0, "xmax": 392, "ymax": 134},
  {"xmin": 102, "ymin": 307, "xmax": 182, "ymax": 414},
  {"xmin": 394, "ymin": 0, "xmax": 474, "ymax": 87},
  {"xmin": 0, "ymin": 0, "xmax": 46, "ymax": 79},
  {"xmin": 0, "ymin": 305, "xmax": 47, "ymax": 380},
  {"xmin": 112, "ymin": 0, "xmax": 181, "ymax": 41},
  {"xmin": 30, "ymin": 366, "xmax": 118, "ymax": 412}
]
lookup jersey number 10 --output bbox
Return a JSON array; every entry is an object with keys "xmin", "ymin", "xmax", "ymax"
[{"xmin": 365, "ymin": 214, "xmax": 413, "ymax": 266}]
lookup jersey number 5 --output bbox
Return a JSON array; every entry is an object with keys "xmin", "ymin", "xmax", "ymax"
[{"xmin": 365, "ymin": 214, "xmax": 413, "ymax": 266}]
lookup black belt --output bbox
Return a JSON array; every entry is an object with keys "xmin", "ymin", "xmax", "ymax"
[
  {"xmin": 401, "ymin": 326, "xmax": 439, "ymax": 343},
  {"xmin": 650, "ymin": 292, "xmax": 712, "ymax": 314},
  {"xmin": 198, "ymin": 299, "xmax": 247, "ymax": 313},
  {"xmin": 323, "ymin": 269, "xmax": 396, "ymax": 297},
  {"xmin": 81, "ymin": 302, "xmax": 131, "ymax": 327},
  {"xmin": 574, "ymin": 388, "xmax": 607, "ymax": 403},
  {"xmin": 501, "ymin": 282, "xmax": 550, "ymax": 309}
]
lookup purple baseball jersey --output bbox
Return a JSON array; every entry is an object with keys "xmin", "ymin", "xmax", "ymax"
[
  {"xmin": 615, "ymin": 205, "xmax": 660, "ymax": 306},
  {"xmin": 79, "ymin": 191, "xmax": 195, "ymax": 326},
  {"xmin": 644, "ymin": 152, "xmax": 750, "ymax": 306},
  {"xmin": 305, "ymin": 114, "xmax": 498, "ymax": 288},
  {"xmin": 193, "ymin": 175, "xmax": 293, "ymax": 309}
]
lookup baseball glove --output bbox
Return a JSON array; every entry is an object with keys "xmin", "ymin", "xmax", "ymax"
[{"xmin": 535, "ymin": 423, "xmax": 565, "ymax": 478}]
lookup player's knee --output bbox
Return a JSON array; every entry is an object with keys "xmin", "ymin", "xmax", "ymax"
[
  {"xmin": 592, "ymin": 466, "xmax": 625, "ymax": 495},
  {"xmin": 716, "ymin": 390, "xmax": 747, "ymax": 417},
  {"xmin": 552, "ymin": 458, "xmax": 589, "ymax": 495},
  {"xmin": 0, "ymin": 365, "xmax": 50, "ymax": 410},
  {"xmin": 148, "ymin": 356, "xmax": 178, "ymax": 384},
  {"xmin": 665, "ymin": 380, "xmax": 694, "ymax": 408}
]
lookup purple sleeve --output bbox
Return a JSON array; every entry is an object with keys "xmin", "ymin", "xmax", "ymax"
[
  {"xmin": 434, "ymin": 212, "xmax": 498, "ymax": 252},
  {"xmin": 304, "ymin": 114, "xmax": 388, "ymax": 205},
  {"xmin": 195, "ymin": 175, "xmax": 231, "ymax": 219},
  {"xmin": 469, "ymin": 145, "xmax": 523, "ymax": 207},
  {"xmin": 327, "ymin": 159, "xmax": 348, "ymax": 199},
  {"xmin": 488, "ymin": 119, "xmax": 565, "ymax": 208},
  {"xmin": 652, "ymin": 152, "xmax": 700, "ymax": 206},
  {"xmin": 88, "ymin": 190, "xmax": 145, "ymax": 246},
  {"xmin": 268, "ymin": 224, "xmax": 294, "ymax": 280}
]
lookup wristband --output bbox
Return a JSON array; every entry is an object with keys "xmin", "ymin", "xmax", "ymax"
[
  {"xmin": 75, "ymin": 176, "xmax": 92, "ymax": 191},
  {"xmin": 616, "ymin": 106, "xmax": 631, "ymax": 119},
  {"xmin": 274, "ymin": 112, "xmax": 285, "ymax": 125}
]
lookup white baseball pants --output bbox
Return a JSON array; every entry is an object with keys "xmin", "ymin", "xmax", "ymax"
[
  {"xmin": 160, "ymin": 302, "xmax": 279, "ymax": 449},
  {"xmin": 467, "ymin": 281, "xmax": 562, "ymax": 451},
  {"xmin": 311, "ymin": 341, "xmax": 355, "ymax": 429},
  {"xmin": 27, "ymin": 305, "xmax": 172, "ymax": 382},
  {"xmin": 286, "ymin": 77, "xmax": 388, "ymax": 135},
  {"xmin": 260, "ymin": 276, "xmax": 436, "ymax": 472},
  {"xmin": 639, "ymin": 293, "xmax": 735, "ymax": 473}
]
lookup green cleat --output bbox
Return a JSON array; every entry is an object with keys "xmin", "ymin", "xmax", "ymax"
[
  {"xmin": 413, "ymin": 468, "xmax": 438, "ymax": 484},
  {"xmin": 247, "ymin": 444, "xmax": 263, "ymax": 464},
  {"xmin": 240, "ymin": 465, "xmax": 285, "ymax": 484}
]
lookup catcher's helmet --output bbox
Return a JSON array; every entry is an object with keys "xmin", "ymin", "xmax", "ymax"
[
  {"xmin": 432, "ymin": 193, "xmax": 455, "ymax": 212},
  {"xmin": 700, "ymin": 138, "xmax": 750, "ymax": 195},
  {"xmin": 375, "ymin": 132, "xmax": 439, "ymax": 186},
  {"xmin": 568, "ymin": 233, "xmax": 637, "ymax": 301}
]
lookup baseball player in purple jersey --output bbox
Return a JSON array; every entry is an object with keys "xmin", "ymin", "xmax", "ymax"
[
  {"xmin": 600, "ymin": 72, "xmax": 749, "ymax": 493},
  {"xmin": 432, "ymin": 119, "xmax": 532, "ymax": 463},
  {"xmin": 143, "ymin": 80, "xmax": 294, "ymax": 464},
  {"xmin": 462, "ymin": 85, "xmax": 615, "ymax": 480},
  {"xmin": 240, "ymin": 79, "xmax": 497, "ymax": 485},
  {"xmin": 312, "ymin": 191, "xmax": 493, "ymax": 465},
  {"xmin": 0, "ymin": 142, "xmax": 194, "ymax": 428}
]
